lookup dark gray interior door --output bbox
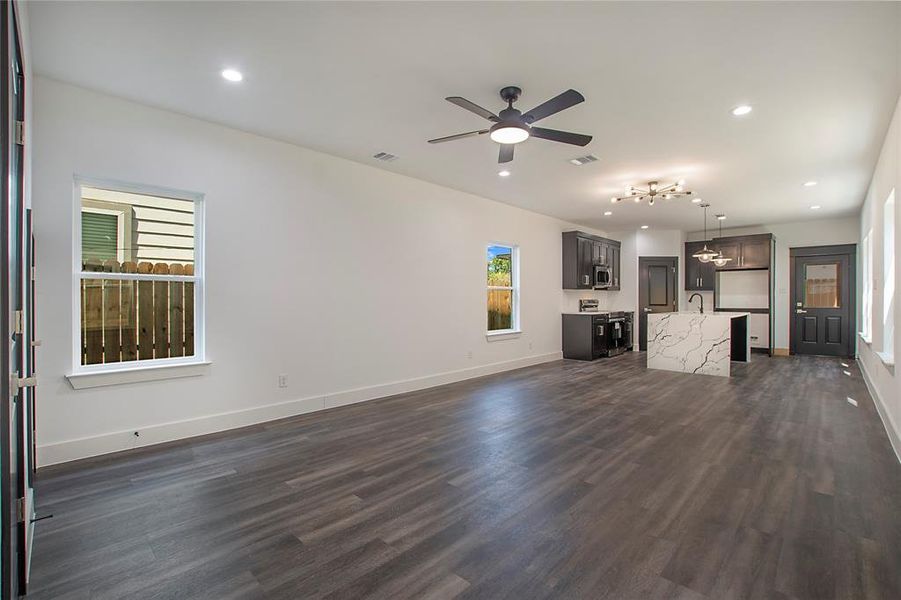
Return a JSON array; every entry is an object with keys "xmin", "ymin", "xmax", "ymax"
[
  {"xmin": 791, "ymin": 248, "xmax": 854, "ymax": 357},
  {"xmin": 1, "ymin": 3, "xmax": 31, "ymax": 595},
  {"xmin": 638, "ymin": 257, "xmax": 678, "ymax": 351}
]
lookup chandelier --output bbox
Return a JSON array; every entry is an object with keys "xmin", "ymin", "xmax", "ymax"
[
  {"xmin": 610, "ymin": 179, "xmax": 693, "ymax": 206},
  {"xmin": 692, "ymin": 203, "xmax": 718, "ymax": 263},
  {"xmin": 711, "ymin": 214, "xmax": 732, "ymax": 267}
]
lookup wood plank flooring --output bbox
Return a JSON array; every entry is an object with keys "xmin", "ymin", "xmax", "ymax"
[{"xmin": 29, "ymin": 353, "xmax": 901, "ymax": 599}]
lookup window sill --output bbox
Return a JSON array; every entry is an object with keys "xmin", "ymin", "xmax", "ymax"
[
  {"xmin": 66, "ymin": 360, "xmax": 211, "ymax": 390},
  {"xmin": 486, "ymin": 330, "xmax": 522, "ymax": 341},
  {"xmin": 859, "ymin": 333, "xmax": 872, "ymax": 345},
  {"xmin": 875, "ymin": 351, "xmax": 895, "ymax": 369}
]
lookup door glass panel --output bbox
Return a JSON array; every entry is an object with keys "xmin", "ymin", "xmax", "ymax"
[
  {"xmin": 648, "ymin": 265, "xmax": 669, "ymax": 306},
  {"xmin": 803, "ymin": 263, "xmax": 840, "ymax": 308}
]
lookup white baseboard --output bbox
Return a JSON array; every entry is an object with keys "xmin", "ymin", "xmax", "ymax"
[
  {"xmin": 858, "ymin": 355, "xmax": 901, "ymax": 465},
  {"xmin": 37, "ymin": 351, "xmax": 563, "ymax": 467}
]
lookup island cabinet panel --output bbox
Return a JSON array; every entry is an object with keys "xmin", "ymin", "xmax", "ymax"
[
  {"xmin": 684, "ymin": 241, "xmax": 716, "ymax": 290},
  {"xmin": 562, "ymin": 231, "xmax": 621, "ymax": 290}
]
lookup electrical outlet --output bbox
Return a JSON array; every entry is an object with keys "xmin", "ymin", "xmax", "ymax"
[
  {"xmin": 529, "ymin": 342, "xmax": 533, "ymax": 350},
  {"xmin": 467, "ymin": 351, "xmax": 473, "ymax": 360},
  {"xmin": 278, "ymin": 374, "xmax": 287, "ymax": 388}
]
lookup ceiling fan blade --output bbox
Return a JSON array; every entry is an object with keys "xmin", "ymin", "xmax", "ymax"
[
  {"xmin": 428, "ymin": 129, "xmax": 489, "ymax": 144},
  {"xmin": 522, "ymin": 89, "xmax": 585, "ymax": 123},
  {"xmin": 498, "ymin": 144, "xmax": 514, "ymax": 163},
  {"xmin": 446, "ymin": 97, "xmax": 500, "ymax": 122},
  {"xmin": 530, "ymin": 127, "xmax": 592, "ymax": 147}
]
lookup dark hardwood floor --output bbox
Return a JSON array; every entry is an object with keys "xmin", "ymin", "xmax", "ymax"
[{"xmin": 30, "ymin": 353, "xmax": 901, "ymax": 599}]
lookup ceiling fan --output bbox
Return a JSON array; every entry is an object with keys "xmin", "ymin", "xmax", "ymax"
[{"xmin": 428, "ymin": 86, "xmax": 592, "ymax": 163}]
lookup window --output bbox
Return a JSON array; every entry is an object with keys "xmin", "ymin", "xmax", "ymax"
[
  {"xmin": 883, "ymin": 190, "xmax": 895, "ymax": 361},
  {"xmin": 862, "ymin": 230, "xmax": 872, "ymax": 340},
  {"xmin": 74, "ymin": 179, "xmax": 204, "ymax": 371},
  {"xmin": 486, "ymin": 244, "xmax": 519, "ymax": 333}
]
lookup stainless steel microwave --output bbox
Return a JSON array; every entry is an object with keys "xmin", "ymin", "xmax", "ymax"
[{"xmin": 593, "ymin": 265, "xmax": 611, "ymax": 288}]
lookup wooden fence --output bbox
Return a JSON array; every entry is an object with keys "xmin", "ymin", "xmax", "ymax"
[
  {"xmin": 487, "ymin": 290, "xmax": 513, "ymax": 331},
  {"xmin": 81, "ymin": 260, "xmax": 194, "ymax": 365}
]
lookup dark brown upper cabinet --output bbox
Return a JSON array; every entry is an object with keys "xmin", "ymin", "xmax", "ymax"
[
  {"xmin": 562, "ymin": 231, "xmax": 621, "ymax": 290},
  {"xmin": 684, "ymin": 241, "xmax": 716, "ymax": 290},
  {"xmin": 713, "ymin": 233, "xmax": 773, "ymax": 270}
]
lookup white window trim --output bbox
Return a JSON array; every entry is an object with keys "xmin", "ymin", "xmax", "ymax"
[
  {"xmin": 486, "ymin": 242, "xmax": 521, "ymax": 337},
  {"xmin": 861, "ymin": 231, "xmax": 872, "ymax": 341},
  {"xmin": 882, "ymin": 190, "xmax": 895, "ymax": 363},
  {"xmin": 70, "ymin": 175, "xmax": 207, "ymax": 381}
]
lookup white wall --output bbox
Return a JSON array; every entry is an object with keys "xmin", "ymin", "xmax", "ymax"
[
  {"xmin": 858, "ymin": 93, "xmax": 901, "ymax": 461},
  {"xmin": 687, "ymin": 216, "xmax": 859, "ymax": 350},
  {"xmin": 33, "ymin": 77, "xmax": 607, "ymax": 465}
]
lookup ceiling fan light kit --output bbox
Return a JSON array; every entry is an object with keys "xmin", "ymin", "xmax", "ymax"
[
  {"xmin": 428, "ymin": 86, "xmax": 592, "ymax": 163},
  {"xmin": 611, "ymin": 180, "xmax": 693, "ymax": 206}
]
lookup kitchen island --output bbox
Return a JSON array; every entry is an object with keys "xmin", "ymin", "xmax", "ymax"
[{"xmin": 646, "ymin": 311, "xmax": 750, "ymax": 377}]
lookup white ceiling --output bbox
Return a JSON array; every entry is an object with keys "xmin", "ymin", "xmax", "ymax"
[{"xmin": 29, "ymin": 1, "xmax": 901, "ymax": 231}]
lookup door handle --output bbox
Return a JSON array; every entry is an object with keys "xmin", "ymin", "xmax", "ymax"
[
  {"xmin": 583, "ymin": 275, "xmax": 590, "ymax": 285},
  {"xmin": 796, "ymin": 309, "xmax": 807, "ymax": 314},
  {"xmin": 643, "ymin": 307, "xmax": 652, "ymax": 312}
]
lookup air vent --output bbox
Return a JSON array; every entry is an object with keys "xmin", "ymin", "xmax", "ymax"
[
  {"xmin": 569, "ymin": 154, "xmax": 598, "ymax": 166},
  {"xmin": 373, "ymin": 152, "xmax": 399, "ymax": 162}
]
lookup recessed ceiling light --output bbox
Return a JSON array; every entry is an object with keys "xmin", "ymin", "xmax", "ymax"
[
  {"xmin": 221, "ymin": 68, "xmax": 243, "ymax": 82},
  {"xmin": 498, "ymin": 170, "xmax": 511, "ymax": 177},
  {"xmin": 716, "ymin": 215, "xmax": 727, "ymax": 220},
  {"xmin": 731, "ymin": 104, "xmax": 752, "ymax": 116},
  {"xmin": 604, "ymin": 211, "xmax": 613, "ymax": 216},
  {"xmin": 640, "ymin": 225, "xmax": 649, "ymax": 229},
  {"xmin": 804, "ymin": 181, "xmax": 817, "ymax": 187},
  {"xmin": 810, "ymin": 205, "xmax": 821, "ymax": 210},
  {"xmin": 692, "ymin": 197, "xmax": 702, "ymax": 204}
]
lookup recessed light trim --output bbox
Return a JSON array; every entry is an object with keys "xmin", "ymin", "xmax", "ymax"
[
  {"xmin": 810, "ymin": 205, "xmax": 821, "ymax": 210},
  {"xmin": 716, "ymin": 214, "xmax": 727, "ymax": 220},
  {"xmin": 603, "ymin": 211, "xmax": 612, "ymax": 216},
  {"xmin": 498, "ymin": 170, "xmax": 511, "ymax": 177},
  {"xmin": 731, "ymin": 104, "xmax": 752, "ymax": 116},
  {"xmin": 691, "ymin": 197, "xmax": 703, "ymax": 204},
  {"xmin": 640, "ymin": 225, "xmax": 649, "ymax": 230},
  {"xmin": 221, "ymin": 68, "xmax": 243, "ymax": 82},
  {"xmin": 804, "ymin": 181, "xmax": 817, "ymax": 187}
]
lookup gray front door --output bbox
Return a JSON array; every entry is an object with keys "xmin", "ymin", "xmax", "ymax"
[
  {"xmin": 791, "ymin": 247, "xmax": 855, "ymax": 357},
  {"xmin": 638, "ymin": 257, "xmax": 678, "ymax": 351}
]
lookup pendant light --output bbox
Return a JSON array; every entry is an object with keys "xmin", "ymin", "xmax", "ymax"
[
  {"xmin": 712, "ymin": 214, "xmax": 733, "ymax": 267},
  {"xmin": 692, "ymin": 203, "xmax": 718, "ymax": 263}
]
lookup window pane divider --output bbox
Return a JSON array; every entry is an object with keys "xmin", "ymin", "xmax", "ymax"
[{"xmin": 78, "ymin": 272, "xmax": 196, "ymax": 282}]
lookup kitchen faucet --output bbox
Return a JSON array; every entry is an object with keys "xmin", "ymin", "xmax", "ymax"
[{"xmin": 688, "ymin": 293, "xmax": 704, "ymax": 314}]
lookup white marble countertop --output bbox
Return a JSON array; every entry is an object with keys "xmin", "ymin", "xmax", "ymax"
[
  {"xmin": 646, "ymin": 311, "xmax": 750, "ymax": 377},
  {"xmin": 658, "ymin": 311, "xmax": 749, "ymax": 319}
]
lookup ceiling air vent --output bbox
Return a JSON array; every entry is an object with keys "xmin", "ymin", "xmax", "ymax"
[
  {"xmin": 569, "ymin": 154, "xmax": 598, "ymax": 166},
  {"xmin": 373, "ymin": 152, "xmax": 399, "ymax": 162}
]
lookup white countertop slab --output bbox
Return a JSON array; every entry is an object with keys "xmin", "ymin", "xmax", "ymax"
[
  {"xmin": 646, "ymin": 312, "xmax": 750, "ymax": 377},
  {"xmin": 663, "ymin": 311, "xmax": 750, "ymax": 319}
]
